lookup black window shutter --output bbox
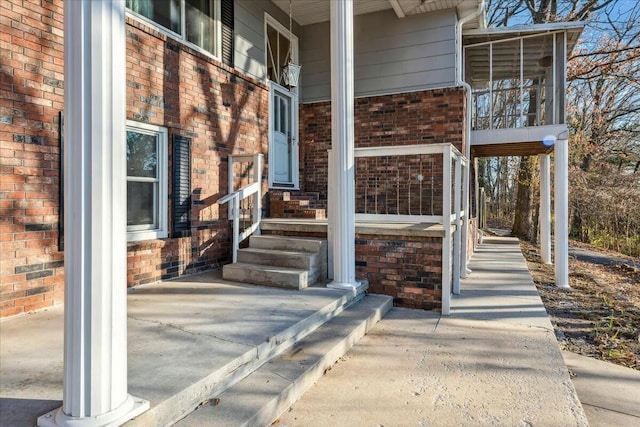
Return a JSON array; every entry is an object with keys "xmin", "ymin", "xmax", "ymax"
[
  {"xmin": 221, "ymin": 0, "xmax": 234, "ymax": 67},
  {"xmin": 172, "ymin": 135, "xmax": 191, "ymax": 237}
]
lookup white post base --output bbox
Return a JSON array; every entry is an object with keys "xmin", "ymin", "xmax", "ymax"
[
  {"xmin": 327, "ymin": 281, "xmax": 363, "ymax": 291},
  {"xmin": 38, "ymin": 395, "xmax": 149, "ymax": 427}
]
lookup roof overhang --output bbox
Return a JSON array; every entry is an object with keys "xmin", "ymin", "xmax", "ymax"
[
  {"xmin": 471, "ymin": 125, "xmax": 568, "ymax": 157},
  {"xmin": 272, "ymin": 0, "xmax": 484, "ymax": 28},
  {"xmin": 463, "ymin": 22, "xmax": 585, "ymax": 85}
]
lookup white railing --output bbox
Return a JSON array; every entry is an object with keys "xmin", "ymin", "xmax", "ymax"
[
  {"xmin": 350, "ymin": 143, "xmax": 467, "ymax": 225},
  {"xmin": 218, "ymin": 153, "xmax": 263, "ymax": 263},
  {"xmin": 329, "ymin": 143, "xmax": 467, "ymax": 315}
]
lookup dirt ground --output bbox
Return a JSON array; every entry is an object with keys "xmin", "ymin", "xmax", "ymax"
[{"xmin": 518, "ymin": 239, "xmax": 640, "ymax": 370}]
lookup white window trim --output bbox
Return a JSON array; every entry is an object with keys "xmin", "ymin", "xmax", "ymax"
[
  {"xmin": 126, "ymin": 0, "xmax": 222, "ymax": 61},
  {"xmin": 126, "ymin": 120, "xmax": 169, "ymax": 242}
]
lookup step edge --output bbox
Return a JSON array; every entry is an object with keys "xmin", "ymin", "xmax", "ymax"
[
  {"xmin": 172, "ymin": 296, "xmax": 392, "ymax": 426},
  {"xmin": 125, "ymin": 290, "xmax": 363, "ymax": 427},
  {"xmin": 247, "ymin": 296, "xmax": 393, "ymax": 427}
]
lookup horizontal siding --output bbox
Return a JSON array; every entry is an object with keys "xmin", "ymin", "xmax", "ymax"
[
  {"xmin": 300, "ymin": 8, "xmax": 457, "ymax": 102},
  {"xmin": 234, "ymin": 0, "xmax": 300, "ymax": 81}
]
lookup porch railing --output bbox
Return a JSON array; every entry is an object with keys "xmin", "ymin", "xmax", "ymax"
[
  {"xmin": 218, "ymin": 153, "xmax": 263, "ymax": 263},
  {"xmin": 328, "ymin": 143, "xmax": 468, "ymax": 315},
  {"xmin": 351, "ymin": 143, "xmax": 467, "ymax": 225}
]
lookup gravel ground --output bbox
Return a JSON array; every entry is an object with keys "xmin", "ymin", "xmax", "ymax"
[{"xmin": 519, "ymin": 240, "xmax": 639, "ymax": 370}]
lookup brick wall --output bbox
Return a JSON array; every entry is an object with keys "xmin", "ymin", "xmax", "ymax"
[
  {"xmin": 300, "ymin": 87, "xmax": 466, "ymax": 202},
  {"xmin": 0, "ymin": 0, "xmax": 65, "ymax": 317},
  {"xmin": 355, "ymin": 234, "xmax": 444, "ymax": 310},
  {"xmin": 124, "ymin": 17, "xmax": 269, "ymax": 287},
  {"xmin": 0, "ymin": 1, "xmax": 269, "ymax": 317}
]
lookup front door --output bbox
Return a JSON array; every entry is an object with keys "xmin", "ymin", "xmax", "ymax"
[{"xmin": 270, "ymin": 84, "xmax": 297, "ymax": 187}]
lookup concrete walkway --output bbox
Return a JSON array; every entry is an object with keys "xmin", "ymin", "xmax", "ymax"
[
  {"xmin": 279, "ymin": 237, "xmax": 590, "ymax": 426},
  {"xmin": 563, "ymin": 351, "xmax": 640, "ymax": 426}
]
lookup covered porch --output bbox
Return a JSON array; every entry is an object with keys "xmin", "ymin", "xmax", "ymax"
[{"xmin": 463, "ymin": 22, "xmax": 585, "ymax": 289}]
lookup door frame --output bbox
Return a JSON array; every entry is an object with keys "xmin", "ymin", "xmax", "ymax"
[
  {"xmin": 264, "ymin": 13, "xmax": 299, "ymax": 189},
  {"xmin": 268, "ymin": 81, "xmax": 299, "ymax": 189}
]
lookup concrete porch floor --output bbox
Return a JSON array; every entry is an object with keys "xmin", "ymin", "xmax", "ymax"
[
  {"xmin": 0, "ymin": 273, "xmax": 363, "ymax": 427},
  {"xmin": 3, "ymin": 236, "xmax": 635, "ymax": 426}
]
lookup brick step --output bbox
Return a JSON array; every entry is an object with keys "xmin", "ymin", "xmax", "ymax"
[
  {"xmin": 269, "ymin": 191, "xmax": 321, "ymax": 202},
  {"xmin": 274, "ymin": 209, "xmax": 326, "ymax": 220},
  {"xmin": 269, "ymin": 200, "xmax": 326, "ymax": 220}
]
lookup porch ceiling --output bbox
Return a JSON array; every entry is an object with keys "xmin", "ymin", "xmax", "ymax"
[
  {"xmin": 272, "ymin": 0, "xmax": 483, "ymax": 27},
  {"xmin": 463, "ymin": 22, "xmax": 584, "ymax": 85},
  {"xmin": 471, "ymin": 141, "xmax": 553, "ymax": 158}
]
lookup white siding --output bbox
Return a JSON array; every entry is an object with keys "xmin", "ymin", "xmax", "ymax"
[
  {"xmin": 300, "ymin": 8, "xmax": 457, "ymax": 102},
  {"xmin": 234, "ymin": 0, "xmax": 300, "ymax": 81}
]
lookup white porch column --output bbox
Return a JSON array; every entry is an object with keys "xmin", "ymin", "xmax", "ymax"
[
  {"xmin": 327, "ymin": 0, "xmax": 359, "ymax": 290},
  {"xmin": 554, "ymin": 139, "xmax": 570, "ymax": 288},
  {"xmin": 441, "ymin": 149, "xmax": 453, "ymax": 315},
  {"xmin": 452, "ymin": 158, "xmax": 462, "ymax": 294},
  {"xmin": 38, "ymin": 1, "xmax": 149, "ymax": 426},
  {"xmin": 539, "ymin": 153, "xmax": 552, "ymax": 264},
  {"xmin": 461, "ymin": 161, "xmax": 471, "ymax": 277}
]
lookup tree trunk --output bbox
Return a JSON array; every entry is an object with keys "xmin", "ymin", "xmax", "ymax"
[{"xmin": 512, "ymin": 156, "xmax": 535, "ymax": 240}]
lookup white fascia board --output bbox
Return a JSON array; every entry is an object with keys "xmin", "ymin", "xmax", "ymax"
[{"xmin": 471, "ymin": 125, "xmax": 568, "ymax": 146}]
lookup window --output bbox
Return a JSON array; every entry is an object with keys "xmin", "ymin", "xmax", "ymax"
[
  {"xmin": 126, "ymin": 121, "xmax": 168, "ymax": 242},
  {"xmin": 126, "ymin": 0, "xmax": 221, "ymax": 57},
  {"xmin": 265, "ymin": 15, "xmax": 298, "ymax": 86}
]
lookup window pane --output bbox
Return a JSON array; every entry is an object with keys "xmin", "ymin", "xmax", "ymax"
[
  {"xmin": 279, "ymin": 32, "xmax": 290, "ymax": 68},
  {"xmin": 127, "ymin": 181, "xmax": 156, "ymax": 227},
  {"xmin": 186, "ymin": 0, "xmax": 215, "ymax": 53},
  {"xmin": 127, "ymin": 131, "xmax": 158, "ymax": 178},
  {"xmin": 126, "ymin": 0, "xmax": 181, "ymax": 34},
  {"xmin": 267, "ymin": 25, "xmax": 278, "ymax": 81}
]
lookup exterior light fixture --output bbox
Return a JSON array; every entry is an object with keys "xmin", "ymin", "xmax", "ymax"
[
  {"xmin": 283, "ymin": 0, "xmax": 301, "ymax": 88},
  {"xmin": 282, "ymin": 62, "xmax": 301, "ymax": 88},
  {"xmin": 542, "ymin": 135, "xmax": 556, "ymax": 147}
]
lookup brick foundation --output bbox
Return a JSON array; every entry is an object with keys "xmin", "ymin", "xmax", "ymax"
[{"xmin": 262, "ymin": 228, "xmax": 445, "ymax": 311}]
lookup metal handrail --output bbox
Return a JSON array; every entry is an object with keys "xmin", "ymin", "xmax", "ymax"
[{"xmin": 218, "ymin": 154, "xmax": 263, "ymax": 263}]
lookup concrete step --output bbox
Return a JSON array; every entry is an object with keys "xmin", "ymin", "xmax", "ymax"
[
  {"xmin": 124, "ymin": 284, "xmax": 367, "ymax": 427},
  {"xmin": 172, "ymin": 294, "xmax": 393, "ymax": 427},
  {"xmin": 249, "ymin": 235, "xmax": 326, "ymax": 254},
  {"xmin": 237, "ymin": 247, "xmax": 318, "ymax": 271},
  {"xmin": 222, "ymin": 263, "xmax": 312, "ymax": 290}
]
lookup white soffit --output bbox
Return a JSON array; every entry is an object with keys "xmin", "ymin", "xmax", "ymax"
[{"xmin": 271, "ymin": 0, "xmax": 482, "ymax": 26}]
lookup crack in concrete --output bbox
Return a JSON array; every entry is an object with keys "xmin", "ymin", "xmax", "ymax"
[{"xmin": 128, "ymin": 315, "xmax": 254, "ymax": 347}]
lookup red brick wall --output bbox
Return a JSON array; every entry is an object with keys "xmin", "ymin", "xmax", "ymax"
[
  {"xmin": 355, "ymin": 235, "xmax": 444, "ymax": 310},
  {"xmin": 0, "ymin": 0, "xmax": 65, "ymax": 317},
  {"xmin": 300, "ymin": 87, "xmax": 466, "ymax": 202},
  {"xmin": 0, "ymin": 1, "xmax": 270, "ymax": 317},
  {"xmin": 124, "ymin": 17, "xmax": 269, "ymax": 287}
]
